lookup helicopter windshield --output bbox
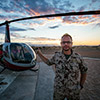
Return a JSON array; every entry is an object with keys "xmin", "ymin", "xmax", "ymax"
[{"xmin": 10, "ymin": 43, "xmax": 34, "ymax": 63}]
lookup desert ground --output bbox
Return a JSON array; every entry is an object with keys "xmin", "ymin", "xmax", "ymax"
[
  {"xmin": 0, "ymin": 46, "xmax": 100, "ymax": 100},
  {"xmin": 32, "ymin": 45, "xmax": 100, "ymax": 61},
  {"xmin": 33, "ymin": 46, "xmax": 100, "ymax": 100}
]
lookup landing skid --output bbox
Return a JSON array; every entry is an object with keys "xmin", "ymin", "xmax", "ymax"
[
  {"xmin": 30, "ymin": 64, "xmax": 39, "ymax": 72},
  {"xmin": 30, "ymin": 68, "xmax": 38, "ymax": 72}
]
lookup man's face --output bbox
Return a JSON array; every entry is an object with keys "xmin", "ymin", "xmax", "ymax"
[{"xmin": 61, "ymin": 36, "xmax": 73, "ymax": 51}]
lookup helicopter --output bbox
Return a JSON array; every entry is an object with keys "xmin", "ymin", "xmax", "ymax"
[
  {"xmin": 0, "ymin": 10, "xmax": 100, "ymax": 72},
  {"xmin": 0, "ymin": 21, "xmax": 37, "ymax": 71}
]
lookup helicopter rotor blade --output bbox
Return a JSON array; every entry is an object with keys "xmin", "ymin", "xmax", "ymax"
[{"xmin": 0, "ymin": 10, "xmax": 100, "ymax": 26}]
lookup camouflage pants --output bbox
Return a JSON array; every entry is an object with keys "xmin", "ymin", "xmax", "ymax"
[{"xmin": 53, "ymin": 90, "xmax": 80, "ymax": 100}]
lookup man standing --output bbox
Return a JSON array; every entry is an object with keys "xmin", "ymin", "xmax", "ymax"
[{"xmin": 37, "ymin": 33, "xmax": 88, "ymax": 100}]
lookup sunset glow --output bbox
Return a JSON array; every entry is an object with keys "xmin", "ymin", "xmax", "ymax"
[{"xmin": 0, "ymin": 0, "xmax": 100, "ymax": 46}]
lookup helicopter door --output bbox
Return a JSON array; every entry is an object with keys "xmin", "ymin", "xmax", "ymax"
[
  {"xmin": 22, "ymin": 45, "xmax": 32, "ymax": 63},
  {"xmin": 4, "ymin": 45, "xmax": 10, "ymax": 58},
  {"xmin": 10, "ymin": 43, "xmax": 32, "ymax": 63},
  {"xmin": 10, "ymin": 44, "xmax": 24, "ymax": 62}
]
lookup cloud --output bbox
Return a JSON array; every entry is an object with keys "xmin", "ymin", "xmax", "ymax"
[
  {"xmin": 92, "ymin": 15, "xmax": 100, "ymax": 18},
  {"xmin": 52, "ymin": 0, "xmax": 73, "ymax": 13},
  {"xmin": 11, "ymin": 33, "xmax": 29, "ymax": 39},
  {"xmin": 0, "ymin": 26, "xmax": 27, "ymax": 38},
  {"xmin": 0, "ymin": 0, "xmax": 72, "ymax": 21},
  {"xmin": 78, "ymin": 5, "xmax": 87, "ymax": 12},
  {"xmin": 30, "ymin": 37, "xmax": 59, "ymax": 41},
  {"xmin": 49, "ymin": 25, "xmax": 60, "ymax": 29},
  {"xmin": 10, "ymin": 36, "xmax": 60, "ymax": 46},
  {"xmin": 62, "ymin": 14, "xmax": 100, "ymax": 25},
  {"xmin": 11, "ymin": 33, "xmax": 21, "ymax": 38},
  {"xmin": 27, "ymin": 28, "xmax": 36, "ymax": 31},
  {"xmin": 62, "ymin": 16, "xmax": 80, "ymax": 24},
  {"xmin": 0, "ymin": 0, "xmax": 100, "ymax": 26},
  {"xmin": 91, "ymin": 0, "xmax": 98, "ymax": 3},
  {"xmin": 0, "ymin": 0, "xmax": 29, "ymax": 20},
  {"xmin": 0, "ymin": 26, "xmax": 5, "ymax": 33},
  {"xmin": 95, "ymin": 23, "xmax": 100, "ymax": 27},
  {"xmin": 10, "ymin": 27, "xmax": 26, "ymax": 31},
  {"xmin": 0, "ymin": 15, "xmax": 6, "ymax": 19},
  {"xmin": 10, "ymin": 36, "xmax": 60, "ymax": 43},
  {"xmin": 24, "ymin": 0, "xmax": 54, "ymax": 15}
]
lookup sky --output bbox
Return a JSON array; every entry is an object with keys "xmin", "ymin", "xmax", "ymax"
[{"xmin": 0, "ymin": 0, "xmax": 100, "ymax": 46}]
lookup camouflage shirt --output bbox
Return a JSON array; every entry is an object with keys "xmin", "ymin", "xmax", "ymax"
[{"xmin": 46, "ymin": 50, "xmax": 88, "ymax": 94}]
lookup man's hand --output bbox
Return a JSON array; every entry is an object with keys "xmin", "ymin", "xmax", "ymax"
[
  {"xmin": 36, "ymin": 48, "xmax": 42, "ymax": 55},
  {"xmin": 80, "ymin": 73, "xmax": 87, "ymax": 90},
  {"xmin": 35, "ymin": 48, "xmax": 49, "ymax": 64}
]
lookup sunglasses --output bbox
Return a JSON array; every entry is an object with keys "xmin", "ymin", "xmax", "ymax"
[{"xmin": 61, "ymin": 41, "xmax": 72, "ymax": 44}]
